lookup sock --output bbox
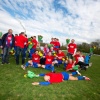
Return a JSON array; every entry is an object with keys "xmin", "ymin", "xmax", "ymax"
[
  {"xmin": 77, "ymin": 76, "xmax": 85, "ymax": 80},
  {"xmin": 25, "ymin": 62, "xmax": 29, "ymax": 67},
  {"xmin": 39, "ymin": 73, "xmax": 45, "ymax": 76},
  {"xmin": 71, "ymin": 72, "xmax": 77, "ymax": 76},
  {"xmin": 51, "ymin": 66, "xmax": 55, "ymax": 72},
  {"xmin": 64, "ymin": 62, "xmax": 67, "ymax": 68}
]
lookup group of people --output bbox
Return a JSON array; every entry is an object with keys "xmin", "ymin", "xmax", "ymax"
[{"xmin": 0, "ymin": 29, "xmax": 91, "ymax": 86}]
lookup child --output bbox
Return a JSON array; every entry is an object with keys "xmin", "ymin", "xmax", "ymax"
[
  {"xmin": 32, "ymin": 71, "xmax": 90, "ymax": 86},
  {"xmin": 66, "ymin": 59, "xmax": 81, "ymax": 75},
  {"xmin": 77, "ymin": 53, "xmax": 89, "ymax": 70},
  {"xmin": 21, "ymin": 50, "xmax": 41, "ymax": 70}
]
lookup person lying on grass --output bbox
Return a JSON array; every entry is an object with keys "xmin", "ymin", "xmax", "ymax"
[{"xmin": 32, "ymin": 71, "xmax": 90, "ymax": 86}]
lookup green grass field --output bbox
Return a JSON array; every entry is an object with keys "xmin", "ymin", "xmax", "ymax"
[{"xmin": 0, "ymin": 55, "xmax": 100, "ymax": 100}]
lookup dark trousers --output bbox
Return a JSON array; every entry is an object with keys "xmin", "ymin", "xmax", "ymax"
[
  {"xmin": 16, "ymin": 46, "xmax": 25, "ymax": 65},
  {"xmin": 77, "ymin": 61, "xmax": 89, "ymax": 70},
  {"xmin": 2, "ymin": 46, "xmax": 11, "ymax": 63}
]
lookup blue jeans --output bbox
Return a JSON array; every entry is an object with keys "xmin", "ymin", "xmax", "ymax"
[
  {"xmin": 16, "ymin": 46, "xmax": 25, "ymax": 65},
  {"xmin": 2, "ymin": 46, "xmax": 11, "ymax": 63}
]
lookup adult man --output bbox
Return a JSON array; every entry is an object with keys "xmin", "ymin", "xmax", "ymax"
[
  {"xmin": 1, "ymin": 29, "xmax": 14, "ymax": 64},
  {"xmin": 32, "ymin": 71, "xmax": 90, "ymax": 86},
  {"xmin": 15, "ymin": 32, "xmax": 27, "ymax": 65},
  {"xmin": 67, "ymin": 39, "xmax": 77, "ymax": 59}
]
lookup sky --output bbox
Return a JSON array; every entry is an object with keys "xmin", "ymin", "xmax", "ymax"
[{"xmin": 0, "ymin": 0, "xmax": 100, "ymax": 44}]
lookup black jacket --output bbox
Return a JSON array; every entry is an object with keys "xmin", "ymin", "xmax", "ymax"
[{"xmin": 1, "ymin": 33, "xmax": 15, "ymax": 48}]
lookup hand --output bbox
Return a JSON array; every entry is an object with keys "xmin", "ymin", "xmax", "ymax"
[{"xmin": 32, "ymin": 82, "xmax": 39, "ymax": 85}]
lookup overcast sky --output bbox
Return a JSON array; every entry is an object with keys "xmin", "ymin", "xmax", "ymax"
[{"xmin": 0, "ymin": 0, "xmax": 100, "ymax": 44}]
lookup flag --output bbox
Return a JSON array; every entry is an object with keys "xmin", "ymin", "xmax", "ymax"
[
  {"xmin": 38, "ymin": 35, "xmax": 43, "ymax": 42},
  {"xmin": 66, "ymin": 39, "xmax": 70, "ymax": 44},
  {"xmin": 0, "ymin": 32, "xmax": 2, "ymax": 37}
]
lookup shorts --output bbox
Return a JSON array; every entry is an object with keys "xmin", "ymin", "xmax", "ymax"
[
  {"xmin": 45, "ymin": 64, "xmax": 52, "ymax": 70},
  {"xmin": 61, "ymin": 72, "xmax": 69, "ymax": 80},
  {"xmin": 32, "ymin": 62, "xmax": 38, "ymax": 68}
]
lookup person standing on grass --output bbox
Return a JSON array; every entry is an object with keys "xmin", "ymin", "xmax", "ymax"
[
  {"xmin": 14, "ymin": 34, "xmax": 18, "ymax": 59},
  {"xmin": 15, "ymin": 32, "xmax": 27, "ymax": 65},
  {"xmin": 67, "ymin": 39, "xmax": 77, "ymax": 59},
  {"xmin": 1, "ymin": 29, "xmax": 15, "ymax": 65},
  {"xmin": 23, "ymin": 34, "xmax": 28, "ymax": 59},
  {"xmin": 30, "ymin": 36, "xmax": 38, "ymax": 59},
  {"xmin": 32, "ymin": 71, "xmax": 90, "ymax": 86}
]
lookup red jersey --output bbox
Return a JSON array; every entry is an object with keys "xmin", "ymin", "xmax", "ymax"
[
  {"xmin": 14, "ymin": 35, "xmax": 18, "ymax": 46},
  {"xmin": 24, "ymin": 37, "xmax": 28, "ymax": 47},
  {"xmin": 32, "ymin": 39, "xmax": 38, "ymax": 49},
  {"xmin": 57, "ymin": 52, "xmax": 65, "ymax": 60},
  {"xmin": 66, "ymin": 62, "xmax": 74, "ymax": 70},
  {"xmin": 56, "ymin": 41, "xmax": 60, "ymax": 47},
  {"xmin": 32, "ymin": 53, "xmax": 40, "ymax": 63},
  {"xmin": 16, "ymin": 34, "xmax": 26, "ymax": 48},
  {"xmin": 46, "ymin": 72, "xmax": 63, "ymax": 83},
  {"xmin": 50, "ymin": 41, "xmax": 55, "ymax": 46},
  {"xmin": 67, "ymin": 43, "xmax": 77, "ymax": 54},
  {"xmin": 43, "ymin": 47, "xmax": 49, "ymax": 55},
  {"xmin": 45, "ymin": 55, "xmax": 54, "ymax": 64},
  {"xmin": 74, "ymin": 54, "xmax": 80, "ymax": 64},
  {"xmin": 6, "ymin": 34, "xmax": 12, "ymax": 47}
]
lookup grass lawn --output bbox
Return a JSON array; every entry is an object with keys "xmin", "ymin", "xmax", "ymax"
[{"xmin": 0, "ymin": 55, "xmax": 100, "ymax": 100}]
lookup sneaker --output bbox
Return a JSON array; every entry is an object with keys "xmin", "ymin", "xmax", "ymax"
[
  {"xmin": 89, "ymin": 63, "xmax": 92, "ymax": 67},
  {"xmin": 6, "ymin": 62, "xmax": 10, "ymax": 64},
  {"xmin": 21, "ymin": 65, "xmax": 26, "ymax": 70},
  {"xmin": 1, "ymin": 62, "xmax": 5, "ymax": 65},
  {"xmin": 76, "ymin": 70, "xmax": 81, "ymax": 76},
  {"xmin": 86, "ymin": 66, "xmax": 89, "ymax": 68}
]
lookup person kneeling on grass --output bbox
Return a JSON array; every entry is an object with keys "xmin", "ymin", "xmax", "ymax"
[
  {"xmin": 40, "ymin": 52, "xmax": 55, "ymax": 72},
  {"xmin": 32, "ymin": 71, "xmax": 90, "ymax": 86},
  {"xmin": 21, "ymin": 50, "xmax": 41, "ymax": 70},
  {"xmin": 66, "ymin": 59, "xmax": 81, "ymax": 75}
]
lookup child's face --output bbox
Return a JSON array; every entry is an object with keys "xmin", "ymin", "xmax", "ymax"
[
  {"xmin": 48, "ymin": 52, "xmax": 51, "ymax": 56},
  {"xmin": 80, "ymin": 53, "xmax": 83, "ymax": 56},
  {"xmin": 35, "ymin": 51, "xmax": 38, "ymax": 54},
  {"xmin": 77, "ymin": 51, "xmax": 80, "ymax": 55},
  {"xmin": 50, "ymin": 47, "xmax": 53, "ymax": 50},
  {"xmin": 68, "ymin": 59, "xmax": 72, "ymax": 63},
  {"xmin": 44, "ymin": 75, "xmax": 50, "ymax": 81},
  {"xmin": 58, "ymin": 50, "xmax": 62, "ymax": 54}
]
